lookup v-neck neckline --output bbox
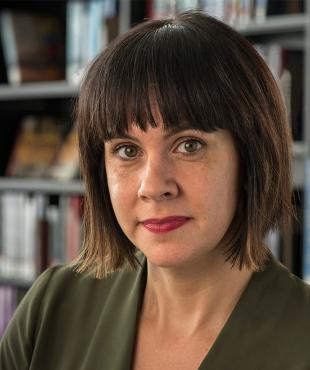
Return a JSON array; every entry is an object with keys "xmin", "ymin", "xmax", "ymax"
[
  {"xmin": 197, "ymin": 252, "xmax": 278, "ymax": 369},
  {"xmin": 130, "ymin": 252, "xmax": 278, "ymax": 370}
]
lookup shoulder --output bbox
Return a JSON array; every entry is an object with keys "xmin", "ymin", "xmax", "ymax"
[
  {"xmin": 0, "ymin": 253, "xmax": 146, "ymax": 370},
  {"xmin": 270, "ymin": 256, "xmax": 310, "ymax": 310},
  {"xmin": 279, "ymin": 266, "xmax": 310, "ymax": 325},
  {"xmin": 36, "ymin": 253, "xmax": 146, "ymax": 310},
  {"xmin": 257, "ymin": 254, "xmax": 310, "ymax": 341}
]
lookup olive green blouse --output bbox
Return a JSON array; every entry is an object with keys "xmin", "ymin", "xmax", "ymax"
[{"xmin": 1, "ymin": 252, "xmax": 310, "ymax": 370}]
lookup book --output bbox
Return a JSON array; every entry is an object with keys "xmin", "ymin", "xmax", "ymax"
[
  {"xmin": 264, "ymin": 229, "xmax": 281, "ymax": 260},
  {"xmin": 0, "ymin": 9, "xmax": 65, "ymax": 85},
  {"xmin": 0, "ymin": 286, "xmax": 17, "ymax": 338},
  {"xmin": 0, "ymin": 192, "xmax": 47, "ymax": 281},
  {"xmin": 150, "ymin": 0, "xmax": 176, "ymax": 19},
  {"xmin": 6, "ymin": 116, "xmax": 63, "ymax": 178},
  {"xmin": 65, "ymin": 196, "xmax": 83, "ymax": 262},
  {"xmin": 66, "ymin": 0, "xmax": 117, "ymax": 85},
  {"xmin": 176, "ymin": 0, "xmax": 199, "ymax": 12},
  {"xmin": 303, "ymin": 161, "xmax": 310, "ymax": 283},
  {"xmin": 267, "ymin": 0, "xmax": 304, "ymax": 16},
  {"xmin": 48, "ymin": 126, "xmax": 79, "ymax": 180},
  {"xmin": 46, "ymin": 204, "xmax": 63, "ymax": 266},
  {"xmin": 254, "ymin": 44, "xmax": 303, "ymax": 140},
  {"xmin": 255, "ymin": 0, "xmax": 268, "ymax": 23},
  {"xmin": 66, "ymin": 0, "xmax": 84, "ymax": 85},
  {"xmin": 0, "ymin": 192, "xmax": 83, "ymax": 281}
]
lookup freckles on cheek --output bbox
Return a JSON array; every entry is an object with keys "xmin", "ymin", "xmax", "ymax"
[
  {"xmin": 106, "ymin": 171, "xmax": 132, "ymax": 211},
  {"xmin": 107, "ymin": 177, "xmax": 122, "ymax": 204}
]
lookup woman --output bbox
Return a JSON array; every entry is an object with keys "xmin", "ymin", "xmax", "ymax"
[{"xmin": 1, "ymin": 11, "xmax": 310, "ymax": 370}]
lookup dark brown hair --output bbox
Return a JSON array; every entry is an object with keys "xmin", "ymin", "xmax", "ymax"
[{"xmin": 75, "ymin": 11, "xmax": 293, "ymax": 278}]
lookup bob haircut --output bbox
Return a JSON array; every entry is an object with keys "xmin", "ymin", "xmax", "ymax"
[{"xmin": 75, "ymin": 11, "xmax": 293, "ymax": 278}]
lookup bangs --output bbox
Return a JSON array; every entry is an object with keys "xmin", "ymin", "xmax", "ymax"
[{"xmin": 82, "ymin": 14, "xmax": 245, "ymax": 142}]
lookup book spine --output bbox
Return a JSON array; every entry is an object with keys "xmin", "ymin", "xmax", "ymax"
[
  {"xmin": 87, "ymin": 0, "xmax": 105, "ymax": 62},
  {"xmin": 303, "ymin": 159, "xmax": 310, "ymax": 283},
  {"xmin": 0, "ymin": 286, "xmax": 17, "ymax": 338},
  {"xmin": 0, "ymin": 10, "xmax": 21, "ymax": 84},
  {"xmin": 66, "ymin": 0, "xmax": 83, "ymax": 84},
  {"xmin": 65, "ymin": 196, "xmax": 82, "ymax": 261},
  {"xmin": 255, "ymin": 0, "xmax": 268, "ymax": 23}
]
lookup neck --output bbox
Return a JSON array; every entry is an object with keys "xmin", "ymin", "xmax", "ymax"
[{"xmin": 142, "ymin": 252, "xmax": 253, "ymax": 336}]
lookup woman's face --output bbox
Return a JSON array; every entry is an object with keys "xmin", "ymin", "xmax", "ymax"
[{"xmin": 104, "ymin": 121, "xmax": 240, "ymax": 270}]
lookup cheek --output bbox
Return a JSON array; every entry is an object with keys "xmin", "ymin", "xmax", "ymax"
[
  {"xmin": 106, "ymin": 168, "xmax": 137, "ymax": 222},
  {"xmin": 216, "ymin": 165, "xmax": 240, "ymax": 223},
  {"xmin": 198, "ymin": 163, "xmax": 239, "ymax": 222}
]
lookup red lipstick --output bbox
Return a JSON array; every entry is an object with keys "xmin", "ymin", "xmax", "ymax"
[{"xmin": 141, "ymin": 216, "xmax": 190, "ymax": 234}]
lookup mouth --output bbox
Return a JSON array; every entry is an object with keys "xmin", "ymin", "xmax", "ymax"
[{"xmin": 141, "ymin": 216, "xmax": 191, "ymax": 234}]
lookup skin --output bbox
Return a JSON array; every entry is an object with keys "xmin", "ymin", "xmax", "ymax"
[{"xmin": 104, "ymin": 119, "xmax": 253, "ymax": 369}]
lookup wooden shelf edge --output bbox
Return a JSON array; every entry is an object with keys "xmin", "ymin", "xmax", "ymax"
[
  {"xmin": 236, "ymin": 14, "xmax": 307, "ymax": 36},
  {"xmin": 0, "ymin": 177, "xmax": 84, "ymax": 195},
  {"xmin": 0, "ymin": 81, "xmax": 79, "ymax": 100},
  {"xmin": 0, "ymin": 277, "xmax": 33, "ymax": 289}
]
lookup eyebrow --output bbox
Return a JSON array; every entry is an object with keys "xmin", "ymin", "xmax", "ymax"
[{"xmin": 106, "ymin": 125, "xmax": 200, "ymax": 142}]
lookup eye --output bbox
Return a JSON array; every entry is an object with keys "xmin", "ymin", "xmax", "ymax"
[
  {"xmin": 115, "ymin": 144, "xmax": 140, "ymax": 160},
  {"xmin": 175, "ymin": 139, "xmax": 203, "ymax": 154}
]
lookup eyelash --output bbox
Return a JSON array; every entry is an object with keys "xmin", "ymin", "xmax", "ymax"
[
  {"xmin": 112, "ymin": 138, "xmax": 205, "ymax": 161},
  {"xmin": 112, "ymin": 144, "xmax": 142, "ymax": 161}
]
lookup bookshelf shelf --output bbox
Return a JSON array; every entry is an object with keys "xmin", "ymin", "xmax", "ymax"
[
  {"xmin": 0, "ymin": 277, "xmax": 33, "ymax": 289},
  {"xmin": 0, "ymin": 81, "xmax": 79, "ymax": 100},
  {"xmin": 293, "ymin": 141, "xmax": 308, "ymax": 157},
  {"xmin": 0, "ymin": 177, "xmax": 84, "ymax": 194},
  {"xmin": 237, "ymin": 14, "xmax": 307, "ymax": 36}
]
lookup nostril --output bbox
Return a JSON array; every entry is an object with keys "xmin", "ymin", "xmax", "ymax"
[{"xmin": 163, "ymin": 192, "xmax": 172, "ymax": 198}]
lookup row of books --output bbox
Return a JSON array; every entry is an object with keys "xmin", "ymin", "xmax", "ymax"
[
  {"xmin": 0, "ymin": 0, "xmax": 117, "ymax": 86},
  {"xmin": 0, "ymin": 193, "xmax": 83, "ymax": 282},
  {"xmin": 148, "ymin": 0, "xmax": 304, "ymax": 25},
  {"xmin": 66, "ymin": 0, "xmax": 118, "ymax": 85},
  {"xmin": 254, "ymin": 44, "xmax": 303, "ymax": 140},
  {"xmin": 5, "ymin": 115, "xmax": 79, "ymax": 179},
  {"xmin": 0, "ymin": 286, "xmax": 19, "ymax": 338}
]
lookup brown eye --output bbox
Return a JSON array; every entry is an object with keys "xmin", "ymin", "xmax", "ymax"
[
  {"xmin": 117, "ymin": 145, "xmax": 139, "ymax": 159},
  {"xmin": 177, "ymin": 139, "xmax": 203, "ymax": 153}
]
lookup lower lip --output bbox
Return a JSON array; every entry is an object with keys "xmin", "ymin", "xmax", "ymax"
[{"xmin": 142, "ymin": 218, "xmax": 190, "ymax": 234}]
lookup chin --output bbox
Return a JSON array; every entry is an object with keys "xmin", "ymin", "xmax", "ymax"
[{"xmin": 141, "ymin": 245, "xmax": 196, "ymax": 269}]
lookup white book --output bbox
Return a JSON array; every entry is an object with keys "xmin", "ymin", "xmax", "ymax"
[
  {"xmin": 264, "ymin": 230, "xmax": 281, "ymax": 260},
  {"xmin": 303, "ymin": 159, "xmax": 310, "ymax": 283},
  {"xmin": 152, "ymin": 0, "xmax": 176, "ymax": 19},
  {"xmin": 46, "ymin": 205, "xmax": 61, "ymax": 265},
  {"xmin": 24, "ymin": 195, "xmax": 46, "ymax": 281},
  {"xmin": 87, "ymin": 0, "xmax": 106, "ymax": 63},
  {"xmin": 66, "ymin": 0, "xmax": 84, "ymax": 85},
  {"xmin": 176, "ymin": 0, "xmax": 199, "ymax": 12},
  {"xmin": 1, "ymin": 193, "xmax": 26, "ymax": 280},
  {"xmin": 202, "ymin": 0, "xmax": 225, "ymax": 20},
  {"xmin": 0, "ymin": 10, "xmax": 21, "ymax": 85},
  {"xmin": 255, "ymin": 0, "xmax": 267, "ymax": 23}
]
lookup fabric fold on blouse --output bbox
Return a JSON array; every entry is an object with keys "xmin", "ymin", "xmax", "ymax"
[{"xmin": 0, "ymin": 252, "xmax": 310, "ymax": 370}]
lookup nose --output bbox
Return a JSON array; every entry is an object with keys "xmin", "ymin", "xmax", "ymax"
[{"xmin": 137, "ymin": 157, "xmax": 179, "ymax": 202}]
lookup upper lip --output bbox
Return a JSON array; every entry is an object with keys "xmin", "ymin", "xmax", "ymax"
[{"xmin": 141, "ymin": 216, "xmax": 190, "ymax": 224}]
